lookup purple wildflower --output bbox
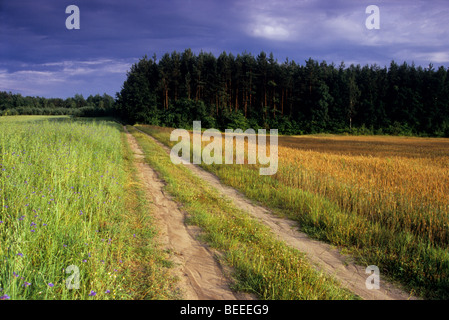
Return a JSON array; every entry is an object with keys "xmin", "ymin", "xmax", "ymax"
[
  {"xmin": 48, "ymin": 283, "xmax": 54, "ymax": 287},
  {"xmin": 0, "ymin": 294, "xmax": 10, "ymax": 300},
  {"xmin": 88, "ymin": 291, "xmax": 96, "ymax": 296},
  {"xmin": 17, "ymin": 253, "xmax": 23, "ymax": 257}
]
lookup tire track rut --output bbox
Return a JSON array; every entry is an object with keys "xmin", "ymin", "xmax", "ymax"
[{"xmin": 125, "ymin": 127, "xmax": 253, "ymax": 300}]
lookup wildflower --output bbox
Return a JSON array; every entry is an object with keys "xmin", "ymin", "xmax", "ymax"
[
  {"xmin": 17, "ymin": 253, "xmax": 23, "ymax": 257},
  {"xmin": 105, "ymin": 290, "xmax": 110, "ymax": 294},
  {"xmin": 13, "ymin": 272, "xmax": 18, "ymax": 277},
  {"xmin": 48, "ymin": 283, "xmax": 54, "ymax": 287},
  {"xmin": 22, "ymin": 282, "xmax": 31, "ymax": 287},
  {"xmin": 88, "ymin": 291, "xmax": 96, "ymax": 296},
  {"xmin": 0, "ymin": 294, "xmax": 10, "ymax": 300}
]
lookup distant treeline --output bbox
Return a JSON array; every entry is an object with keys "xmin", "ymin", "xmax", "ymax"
[
  {"xmin": 0, "ymin": 92, "xmax": 116, "ymax": 117},
  {"xmin": 116, "ymin": 49, "xmax": 449, "ymax": 137}
]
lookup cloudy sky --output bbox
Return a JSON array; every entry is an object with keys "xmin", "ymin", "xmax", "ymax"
[{"xmin": 1, "ymin": 0, "xmax": 448, "ymax": 98}]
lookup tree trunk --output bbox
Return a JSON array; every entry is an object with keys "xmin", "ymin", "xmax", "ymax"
[
  {"xmin": 235, "ymin": 87, "xmax": 239, "ymax": 112},
  {"xmin": 165, "ymin": 88, "xmax": 168, "ymax": 110},
  {"xmin": 216, "ymin": 94, "xmax": 218, "ymax": 115},
  {"xmin": 244, "ymin": 90, "xmax": 248, "ymax": 118},
  {"xmin": 281, "ymin": 88, "xmax": 284, "ymax": 115}
]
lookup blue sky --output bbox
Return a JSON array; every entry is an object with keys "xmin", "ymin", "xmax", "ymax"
[{"xmin": 1, "ymin": 0, "xmax": 448, "ymax": 99}]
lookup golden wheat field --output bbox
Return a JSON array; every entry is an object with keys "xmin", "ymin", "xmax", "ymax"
[
  {"xmin": 140, "ymin": 125, "xmax": 449, "ymax": 299},
  {"xmin": 277, "ymin": 135, "xmax": 449, "ymax": 244}
]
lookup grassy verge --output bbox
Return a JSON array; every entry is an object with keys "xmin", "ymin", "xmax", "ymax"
[
  {"xmin": 127, "ymin": 125, "xmax": 358, "ymax": 300},
  {"xmin": 0, "ymin": 117, "xmax": 177, "ymax": 299}
]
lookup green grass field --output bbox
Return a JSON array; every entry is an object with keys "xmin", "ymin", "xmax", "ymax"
[{"xmin": 0, "ymin": 116, "xmax": 177, "ymax": 300}]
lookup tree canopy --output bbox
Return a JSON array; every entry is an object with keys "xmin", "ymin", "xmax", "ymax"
[
  {"xmin": 116, "ymin": 49, "xmax": 449, "ymax": 137},
  {"xmin": 0, "ymin": 92, "xmax": 116, "ymax": 117}
]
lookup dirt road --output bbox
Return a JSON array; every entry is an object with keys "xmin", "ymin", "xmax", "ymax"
[
  {"xmin": 125, "ymin": 127, "xmax": 253, "ymax": 300},
  {"xmin": 132, "ymin": 126, "xmax": 416, "ymax": 301}
]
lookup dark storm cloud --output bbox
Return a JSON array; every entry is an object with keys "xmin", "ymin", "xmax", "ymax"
[{"xmin": 1, "ymin": 0, "xmax": 448, "ymax": 98}]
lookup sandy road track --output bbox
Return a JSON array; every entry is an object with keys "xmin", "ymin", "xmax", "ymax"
[
  {"xmin": 125, "ymin": 127, "xmax": 253, "ymax": 300},
  {"xmin": 132, "ymin": 126, "xmax": 416, "ymax": 300}
]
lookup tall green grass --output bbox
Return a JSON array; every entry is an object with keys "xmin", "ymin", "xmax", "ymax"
[{"xmin": 0, "ymin": 118, "xmax": 176, "ymax": 300}]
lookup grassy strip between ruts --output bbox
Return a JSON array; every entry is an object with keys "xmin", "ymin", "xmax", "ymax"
[{"xmin": 127, "ymin": 125, "xmax": 358, "ymax": 300}]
